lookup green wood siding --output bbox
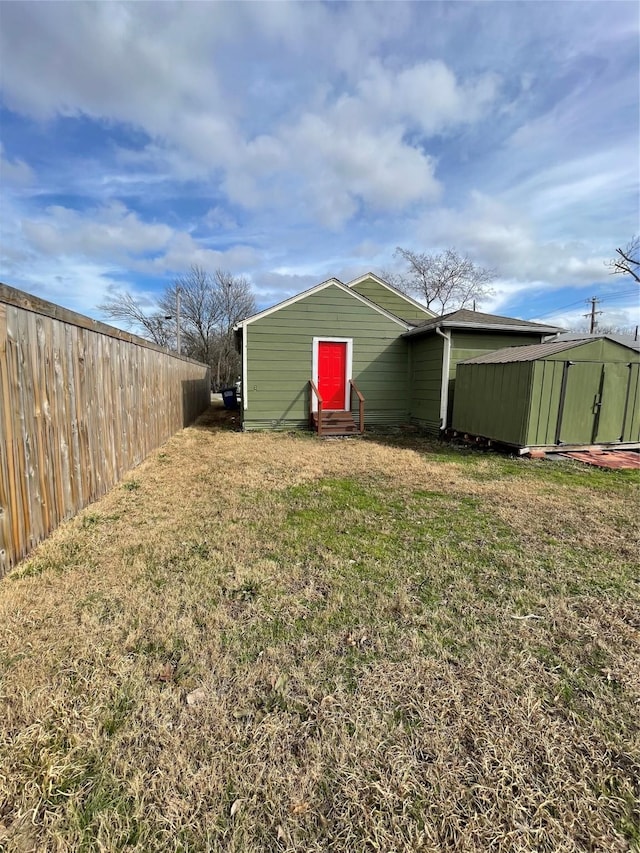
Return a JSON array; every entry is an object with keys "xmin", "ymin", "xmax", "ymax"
[
  {"xmin": 349, "ymin": 277, "xmax": 432, "ymax": 323},
  {"xmin": 243, "ymin": 284, "xmax": 409, "ymax": 430},
  {"xmin": 453, "ymin": 363, "xmax": 533, "ymax": 445},
  {"xmin": 408, "ymin": 335, "xmax": 443, "ymax": 432}
]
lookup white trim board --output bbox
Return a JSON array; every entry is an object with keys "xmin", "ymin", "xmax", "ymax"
[
  {"xmin": 234, "ymin": 278, "xmax": 412, "ymax": 332},
  {"xmin": 346, "ymin": 272, "xmax": 436, "ymax": 319},
  {"xmin": 242, "ymin": 324, "xmax": 248, "ymax": 411},
  {"xmin": 312, "ymin": 337, "xmax": 353, "ymax": 412}
]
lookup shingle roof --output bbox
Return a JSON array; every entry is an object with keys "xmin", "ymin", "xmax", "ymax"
[
  {"xmin": 403, "ymin": 308, "xmax": 563, "ymax": 338},
  {"xmin": 461, "ymin": 335, "xmax": 640, "ymax": 364}
]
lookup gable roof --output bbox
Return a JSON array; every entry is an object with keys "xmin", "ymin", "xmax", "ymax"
[
  {"xmin": 460, "ymin": 335, "xmax": 640, "ymax": 365},
  {"xmin": 403, "ymin": 308, "xmax": 564, "ymax": 338},
  {"xmin": 234, "ymin": 277, "xmax": 412, "ymax": 331},
  {"xmin": 346, "ymin": 272, "xmax": 436, "ymax": 323}
]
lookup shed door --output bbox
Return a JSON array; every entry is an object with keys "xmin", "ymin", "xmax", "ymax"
[
  {"xmin": 595, "ymin": 363, "xmax": 631, "ymax": 443},
  {"xmin": 318, "ymin": 341, "xmax": 347, "ymax": 410},
  {"xmin": 557, "ymin": 362, "xmax": 601, "ymax": 444}
]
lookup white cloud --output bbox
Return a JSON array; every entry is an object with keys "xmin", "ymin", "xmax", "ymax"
[
  {"xmin": 1, "ymin": 1, "xmax": 637, "ymax": 322},
  {"xmin": 343, "ymin": 59, "xmax": 499, "ymax": 136},
  {"xmin": 21, "ymin": 202, "xmax": 173, "ymax": 260},
  {"xmin": 11, "ymin": 200, "xmax": 260, "ymax": 290},
  {"xmin": 141, "ymin": 233, "xmax": 260, "ymax": 276},
  {"xmin": 415, "ymin": 191, "xmax": 613, "ymax": 287},
  {"xmin": 0, "ymin": 4, "xmax": 499, "ymax": 228},
  {"xmin": 0, "ymin": 142, "xmax": 34, "ymax": 185}
]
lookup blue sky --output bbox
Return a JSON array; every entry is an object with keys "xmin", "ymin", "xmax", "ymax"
[{"xmin": 1, "ymin": 1, "xmax": 638, "ymax": 332}]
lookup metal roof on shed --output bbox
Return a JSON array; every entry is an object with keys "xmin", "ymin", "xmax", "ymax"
[
  {"xmin": 461, "ymin": 335, "xmax": 640, "ymax": 364},
  {"xmin": 461, "ymin": 339, "xmax": 605, "ymax": 364},
  {"xmin": 548, "ymin": 332, "xmax": 640, "ymax": 352}
]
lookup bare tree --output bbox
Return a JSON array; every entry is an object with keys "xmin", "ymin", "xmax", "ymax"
[
  {"xmin": 96, "ymin": 266, "xmax": 256, "ymax": 386},
  {"xmin": 210, "ymin": 269, "xmax": 256, "ymax": 389},
  {"xmin": 389, "ymin": 247, "xmax": 495, "ymax": 315},
  {"xmin": 97, "ymin": 289, "xmax": 173, "ymax": 347},
  {"xmin": 161, "ymin": 266, "xmax": 256, "ymax": 386},
  {"xmin": 160, "ymin": 266, "xmax": 220, "ymax": 364},
  {"xmin": 607, "ymin": 236, "xmax": 640, "ymax": 283}
]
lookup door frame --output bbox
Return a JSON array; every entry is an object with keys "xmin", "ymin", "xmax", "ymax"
[{"xmin": 312, "ymin": 337, "xmax": 353, "ymax": 412}]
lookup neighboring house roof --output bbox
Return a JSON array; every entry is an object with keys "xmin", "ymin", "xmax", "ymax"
[
  {"xmin": 403, "ymin": 308, "xmax": 564, "ymax": 338},
  {"xmin": 233, "ymin": 277, "xmax": 412, "ymax": 331},
  {"xmin": 548, "ymin": 332, "xmax": 640, "ymax": 351},
  {"xmin": 461, "ymin": 335, "xmax": 640, "ymax": 365},
  {"xmin": 346, "ymin": 272, "xmax": 436, "ymax": 323}
]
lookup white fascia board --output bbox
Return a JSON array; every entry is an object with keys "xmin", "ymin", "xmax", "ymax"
[
  {"xmin": 242, "ymin": 324, "xmax": 248, "ymax": 410},
  {"xmin": 447, "ymin": 321, "xmax": 563, "ymax": 333},
  {"xmin": 434, "ymin": 326, "xmax": 451, "ymax": 429},
  {"xmin": 234, "ymin": 278, "xmax": 344, "ymax": 329},
  {"xmin": 346, "ymin": 272, "xmax": 436, "ymax": 318},
  {"xmin": 236, "ymin": 278, "xmax": 411, "ymax": 331},
  {"xmin": 405, "ymin": 321, "xmax": 562, "ymax": 337}
]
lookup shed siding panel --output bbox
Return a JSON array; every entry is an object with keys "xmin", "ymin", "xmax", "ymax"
[
  {"xmin": 527, "ymin": 361, "xmax": 564, "ymax": 445},
  {"xmin": 453, "ymin": 363, "xmax": 532, "ymax": 445},
  {"xmin": 622, "ymin": 363, "xmax": 640, "ymax": 442},
  {"xmin": 244, "ymin": 285, "xmax": 408, "ymax": 429},
  {"xmin": 349, "ymin": 278, "xmax": 432, "ymax": 323},
  {"xmin": 448, "ymin": 332, "xmax": 545, "ymax": 427}
]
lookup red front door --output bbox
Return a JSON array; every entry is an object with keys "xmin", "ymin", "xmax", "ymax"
[{"xmin": 318, "ymin": 341, "xmax": 347, "ymax": 410}]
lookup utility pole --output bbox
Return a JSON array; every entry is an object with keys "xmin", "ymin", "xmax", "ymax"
[
  {"xmin": 584, "ymin": 296, "xmax": 602, "ymax": 334},
  {"xmin": 175, "ymin": 286, "xmax": 181, "ymax": 354}
]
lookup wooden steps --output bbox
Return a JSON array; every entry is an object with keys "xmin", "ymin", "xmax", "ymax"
[{"xmin": 312, "ymin": 411, "xmax": 360, "ymax": 436}]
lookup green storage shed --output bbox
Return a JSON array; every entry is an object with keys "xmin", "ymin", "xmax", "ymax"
[{"xmin": 452, "ymin": 335, "xmax": 640, "ymax": 451}]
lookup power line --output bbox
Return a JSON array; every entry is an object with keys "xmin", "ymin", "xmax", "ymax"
[
  {"xmin": 597, "ymin": 289, "xmax": 640, "ymax": 303},
  {"xmin": 535, "ymin": 297, "xmax": 591, "ymax": 320},
  {"xmin": 535, "ymin": 289, "xmax": 639, "ymax": 320},
  {"xmin": 584, "ymin": 297, "xmax": 602, "ymax": 333}
]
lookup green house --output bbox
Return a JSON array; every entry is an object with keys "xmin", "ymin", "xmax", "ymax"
[
  {"xmin": 234, "ymin": 275, "xmax": 563, "ymax": 435},
  {"xmin": 234, "ymin": 274, "xmax": 433, "ymax": 433},
  {"xmin": 452, "ymin": 335, "xmax": 640, "ymax": 450}
]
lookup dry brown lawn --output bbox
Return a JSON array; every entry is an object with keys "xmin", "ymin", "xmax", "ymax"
[{"xmin": 1, "ymin": 402, "xmax": 639, "ymax": 852}]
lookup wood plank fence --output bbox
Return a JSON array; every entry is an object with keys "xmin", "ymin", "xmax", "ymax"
[{"xmin": 0, "ymin": 283, "xmax": 211, "ymax": 576}]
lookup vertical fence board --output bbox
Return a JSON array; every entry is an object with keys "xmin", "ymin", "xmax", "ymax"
[{"xmin": 0, "ymin": 284, "xmax": 210, "ymax": 575}]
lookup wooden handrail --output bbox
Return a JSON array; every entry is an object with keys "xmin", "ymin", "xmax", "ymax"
[
  {"xmin": 349, "ymin": 380, "xmax": 365, "ymax": 434},
  {"xmin": 309, "ymin": 380, "xmax": 324, "ymax": 436}
]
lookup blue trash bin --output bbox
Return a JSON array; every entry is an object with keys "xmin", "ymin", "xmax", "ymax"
[{"xmin": 221, "ymin": 388, "xmax": 238, "ymax": 409}]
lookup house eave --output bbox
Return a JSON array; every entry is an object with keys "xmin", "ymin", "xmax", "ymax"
[{"xmin": 403, "ymin": 320, "xmax": 564, "ymax": 338}]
